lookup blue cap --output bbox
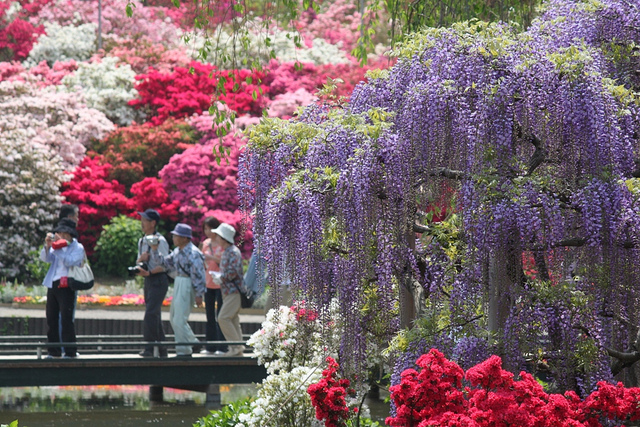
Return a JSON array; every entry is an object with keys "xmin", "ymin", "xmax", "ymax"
[
  {"xmin": 138, "ymin": 209, "xmax": 160, "ymax": 222},
  {"xmin": 170, "ymin": 223, "xmax": 192, "ymax": 239}
]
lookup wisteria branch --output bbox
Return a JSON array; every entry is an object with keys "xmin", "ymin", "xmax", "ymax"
[{"xmin": 413, "ymin": 222, "xmax": 430, "ymax": 233}]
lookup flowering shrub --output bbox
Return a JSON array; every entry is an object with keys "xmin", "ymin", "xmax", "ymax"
[
  {"xmin": 297, "ymin": 0, "xmax": 361, "ymax": 52},
  {"xmin": 158, "ymin": 132, "xmax": 251, "ymax": 251},
  {"xmin": 90, "ymin": 118, "xmax": 196, "ymax": 188},
  {"xmin": 386, "ymin": 348, "xmax": 640, "ymax": 427},
  {"xmin": 61, "ymin": 56, "xmax": 139, "ymax": 125},
  {"xmin": 0, "ymin": 2, "xmax": 44, "ymax": 61},
  {"xmin": 107, "ymin": 37, "xmax": 191, "ymax": 74},
  {"xmin": 0, "ymin": 129, "xmax": 66, "ymax": 279},
  {"xmin": 94, "ymin": 215, "xmax": 141, "ymax": 277},
  {"xmin": 25, "ymin": 22, "xmax": 97, "ymax": 66},
  {"xmin": 266, "ymin": 87, "xmax": 316, "ymax": 118},
  {"xmin": 129, "ymin": 61, "xmax": 268, "ymax": 125},
  {"xmin": 31, "ymin": 0, "xmax": 184, "ymax": 47},
  {"xmin": 129, "ymin": 178, "xmax": 180, "ymax": 222},
  {"xmin": 194, "ymin": 28, "xmax": 350, "ymax": 66},
  {"xmin": 248, "ymin": 303, "xmax": 333, "ymax": 374},
  {"xmin": 240, "ymin": 303, "xmax": 336, "ymax": 426},
  {"xmin": 307, "ymin": 357, "xmax": 357, "ymax": 427},
  {"xmin": 240, "ymin": 366, "xmax": 322, "ymax": 427},
  {"xmin": 0, "ymin": 79, "xmax": 113, "ymax": 169},
  {"xmin": 13, "ymin": 294, "xmax": 171, "ymax": 306},
  {"xmin": 61, "ymin": 156, "xmax": 134, "ymax": 258},
  {"xmin": 264, "ymin": 59, "xmax": 388, "ymax": 102}
]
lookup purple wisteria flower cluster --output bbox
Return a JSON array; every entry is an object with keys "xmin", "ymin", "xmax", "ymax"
[{"xmin": 240, "ymin": 0, "xmax": 640, "ymax": 390}]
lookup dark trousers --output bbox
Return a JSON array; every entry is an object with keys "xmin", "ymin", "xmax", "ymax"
[
  {"xmin": 46, "ymin": 281, "xmax": 77, "ymax": 357},
  {"xmin": 205, "ymin": 288, "xmax": 228, "ymax": 352},
  {"xmin": 143, "ymin": 273, "xmax": 169, "ymax": 355}
]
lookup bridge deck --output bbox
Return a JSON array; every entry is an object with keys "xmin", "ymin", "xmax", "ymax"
[{"xmin": 0, "ymin": 353, "xmax": 267, "ymax": 388}]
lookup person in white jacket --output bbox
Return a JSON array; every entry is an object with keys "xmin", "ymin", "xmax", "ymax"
[{"xmin": 40, "ymin": 218, "xmax": 85, "ymax": 359}]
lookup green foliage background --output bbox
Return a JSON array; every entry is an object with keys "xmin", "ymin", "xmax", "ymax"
[{"xmin": 94, "ymin": 215, "xmax": 142, "ymax": 277}]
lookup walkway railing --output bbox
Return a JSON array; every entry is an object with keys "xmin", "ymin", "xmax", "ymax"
[{"xmin": 0, "ymin": 335, "xmax": 252, "ymax": 358}]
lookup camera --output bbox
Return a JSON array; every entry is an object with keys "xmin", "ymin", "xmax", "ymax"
[
  {"xmin": 128, "ymin": 262, "xmax": 148, "ymax": 277},
  {"xmin": 145, "ymin": 235, "xmax": 159, "ymax": 246},
  {"xmin": 52, "ymin": 239, "xmax": 68, "ymax": 250}
]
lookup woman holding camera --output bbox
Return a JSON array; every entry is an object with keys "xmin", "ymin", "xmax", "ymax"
[
  {"xmin": 135, "ymin": 209, "xmax": 171, "ymax": 358},
  {"xmin": 40, "ymin": 218, "xmax": 85, "ymax": 358}
]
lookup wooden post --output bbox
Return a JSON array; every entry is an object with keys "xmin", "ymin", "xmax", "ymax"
[{"xmin": 149, "ymin": 385, "xmax": 163, "ymax": 403}]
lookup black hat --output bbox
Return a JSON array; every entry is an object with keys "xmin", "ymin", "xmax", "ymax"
[
  {"xmin": 138, "ymin": 209, "xmax": 161, "ymax": 222},
  {"xmin": 53, "ymin": 218, "xmax": 78, "ymax": 239}
]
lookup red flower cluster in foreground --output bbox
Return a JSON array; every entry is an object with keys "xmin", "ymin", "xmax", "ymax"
[
  {"xmin": 386, "ymin": 348, "xmax": 640, "ymax": 427},
  {"xmin": 308, "ymin": 356, "xmax": 356, "ymax": 427}
]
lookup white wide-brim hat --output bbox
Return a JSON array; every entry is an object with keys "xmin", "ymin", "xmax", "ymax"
[{"xmin": 212, "ymin": 223, "xmax": 236, "ymax": 244}]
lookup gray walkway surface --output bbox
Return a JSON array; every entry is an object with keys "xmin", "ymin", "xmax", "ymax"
[{"xmin": 0, "ymin": 305, "xmax": 265, "ymax": 324}]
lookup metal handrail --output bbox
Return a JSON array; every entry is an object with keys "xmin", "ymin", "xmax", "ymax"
[{"xmin": 0, "ymin": 340, "xmax": 251, "ymax": 359}]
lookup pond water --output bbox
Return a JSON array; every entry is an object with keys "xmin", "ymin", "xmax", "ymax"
[
  {"xmin": 0, "ymin": 385, "xmax": 253, "ymax": 427},
  {"xmin": 0, "ymin": 385, "xmax": 391, "ymax": 426}
]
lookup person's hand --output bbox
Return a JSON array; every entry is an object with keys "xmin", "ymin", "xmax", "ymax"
[
  {"xmin": 139, "ymin": 252, "xmax": 150, "ymax": 262},
  {"xmin": 138, "ymin": 267, "xmax": 150, "ymax": 277},
  {"xmin": 195, "ymin": 296, "xmax": 203, "ymax": 308}
]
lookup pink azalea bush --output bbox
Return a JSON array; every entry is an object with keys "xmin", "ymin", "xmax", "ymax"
[
  {"xmin": 297, "ymin": 0, "xmax": 362, "ymax": 52},
  {"xmin": 159, "ymin": 130, "xmax": 252, "ymax": 253},
  {"xmin": 0, "ymin": 59, "xmax": 77, "ymax": 85},
  {"xmin": 31, "ymin": 0, "xmax": 185, "ymax": 47}
]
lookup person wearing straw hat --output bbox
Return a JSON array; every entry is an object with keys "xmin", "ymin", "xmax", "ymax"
[
  {"xmin": 149, "ymin": 223, "xmax": 206, "ymax": 358},
  {"xmin": 210, "ymin": 222, "xmax": 245, "ymax": 357},
  {"xmin": 40, "ymin": 218, "xmax": 85, "ymax": 359}
]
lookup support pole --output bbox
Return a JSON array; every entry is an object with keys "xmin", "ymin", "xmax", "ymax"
[
  {"xmin": 149, "ymin": 385, "xmax": 163, "ymax": 404},
  {"xmin": 205, "ymin": 384, "xmax": 221, "ymax": 409}
]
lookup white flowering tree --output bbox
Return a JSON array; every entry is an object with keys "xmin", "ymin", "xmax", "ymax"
[
  {"xmin": 0, "ymin": 80, "xmax": 114, "ymax": 169},
  {"xmin": 0, "ymin": 129, "xmax": 68, "ymax": 278},
  {"xmin": 61, "ymin": 57, "xmax": 140, "ymax": 126}
]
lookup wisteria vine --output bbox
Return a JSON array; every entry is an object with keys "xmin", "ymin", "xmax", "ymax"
[{"xmin": 240, "ymin": 0, "xmax": 640, "ymax": 390}]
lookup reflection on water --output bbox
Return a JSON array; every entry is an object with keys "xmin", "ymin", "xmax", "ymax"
[
  {"xmin": 0, "ymin": 385, "xmax": 390, "ymax": 427},
  {"xmin": 0, "ymin": 385, "xmax": 255, "ymax": 427}
]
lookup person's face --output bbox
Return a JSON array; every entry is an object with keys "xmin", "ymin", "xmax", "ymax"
[
  {"xmin": 70, "ymin": 210, "xmax": 79, "ymax": 224},
  {"xmin": 141, "ymin": 218, "xmax": 156, "ymax": 235},
  {"xmin": 56, "ymin": 232, "xmax": 72, "ymax": 241},
  {"xmin": 172, "ymin": 234, "xmax": 189, "ymax": 248},
  {"xmin": 203, "ymin": 225, "xmax": 214, "ymax": 239},
  {"xmin": 213, "ymin": 234, "xmax": 228, "ymax": 247}
]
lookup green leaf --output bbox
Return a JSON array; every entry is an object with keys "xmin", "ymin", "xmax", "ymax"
[{"xmin": 125, "ymin": 2, "xmax": 134, "ymax": 17}]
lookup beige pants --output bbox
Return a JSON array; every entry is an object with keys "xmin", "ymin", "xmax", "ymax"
[{"xmin": 218, "ymin": 291, "xmax": 243, "ymax": 354}]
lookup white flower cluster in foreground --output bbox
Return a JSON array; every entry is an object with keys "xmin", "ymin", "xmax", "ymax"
[
  {"xmin": 62, "ymin": 57, "xmax": 140, "ymax": 126},
  {"xmin": 243, "ymin": 301, "xmax": 344, "ymax": 427}
]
